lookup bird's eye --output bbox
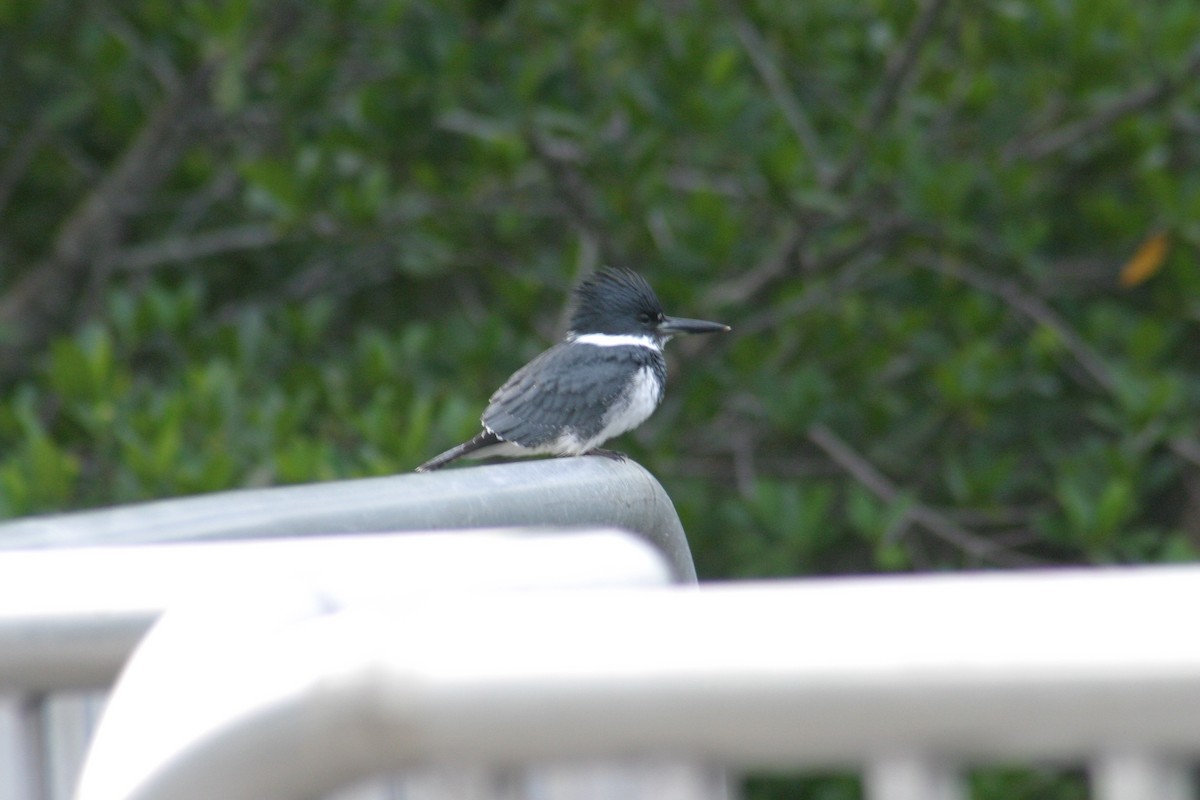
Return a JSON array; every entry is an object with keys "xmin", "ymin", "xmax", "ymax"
[{"xmin": 638, "ymin": 311, "xmax": 652, "ymax": 324}]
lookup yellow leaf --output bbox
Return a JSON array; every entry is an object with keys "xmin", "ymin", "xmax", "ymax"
[{"xmin": 1119, "ymin": 231, "xmax": 1169, "ymax": 288}]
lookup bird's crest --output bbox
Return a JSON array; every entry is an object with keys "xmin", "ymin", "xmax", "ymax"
[{"xmin": 569, "ymin": 267, "xmax": 664, "ymax": 336}]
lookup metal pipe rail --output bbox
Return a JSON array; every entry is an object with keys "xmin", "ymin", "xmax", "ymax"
[
  {"xmin": 0, "ymin": 528, "xmax": 682, "ymax": 800},
  {"xmin": 0, "ymin": 458, "xmax": 696, "ymax": 581},
  {"xmin": 0, "ymin": 458, "xmax": 700, "ymax": 800},
  {"xmin": 0, "ymin": 529, "xmax": 674, "ymax": 692},
  {"xmin": 76, "ymin": 565, "xmax": 1200, "ymax": 800}
]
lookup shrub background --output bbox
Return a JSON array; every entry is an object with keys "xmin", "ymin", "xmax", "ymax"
[{"xmin": 2, "ymin": 3, "xmax": 1199, "ymax": 796}]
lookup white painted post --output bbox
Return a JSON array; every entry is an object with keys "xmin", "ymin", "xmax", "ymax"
[
  {"xmin": 0, "ymin": 695, "xmax": 46, "ymax": 800},
  {"xmin": 865, "ymin": 756, "xmax": 963, "ymax": 800},
  {"xmin": 1092, "ymin": 752, "xmax": 1194, "ymax": 800}
]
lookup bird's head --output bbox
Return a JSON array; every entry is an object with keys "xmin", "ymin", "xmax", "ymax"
[{"xmin": 567, "ymin": 267, "xmax": 730, "ymax": 343}]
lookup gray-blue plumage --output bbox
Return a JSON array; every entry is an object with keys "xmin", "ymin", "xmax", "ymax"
[
  {"xmin": 484, "ymin": 340, "xmax": 666, "ymax": 447},
  {"xmin": 415, "ymin": 268, "xmax": 727, "ymax": 472}
]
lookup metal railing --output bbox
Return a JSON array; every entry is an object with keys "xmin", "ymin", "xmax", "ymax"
[
  {"xmin": 2, "ymin": 459, "xmax": 1199, "ymax": 800},
  {"xmin": 0, "ymin": 459, "xmax": 699, "ymax": 800},
  {"xmin": 71, "ymin": 565, "xmax": 1200, "ymax": 800},
  {"xmin": 0, "ymin": 459, "xmax": 694, "ymax": 581}
]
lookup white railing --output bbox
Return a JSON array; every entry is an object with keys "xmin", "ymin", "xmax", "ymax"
[
  {"xmin": 1, "ymin": 460, "xmax": 1198, "ymax": 800},
  {"xmin": 73, "ymin": 565, "xmax": 1200, "ymax": 800},
  {"xmin": 0, "ymin": 528, "xmax": 687, "ymax": 800},
  {"xmin": 0, "ymin": 459, "xmax": 700, "ymax": 800}
]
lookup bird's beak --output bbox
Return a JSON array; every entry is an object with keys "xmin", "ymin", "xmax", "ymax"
[{"xmin": 657, "ymin": 316, "xmax": 731, "ymax": 336}]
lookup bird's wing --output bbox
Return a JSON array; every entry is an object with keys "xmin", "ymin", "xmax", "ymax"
[{"xmin": 482, "ymin": 342, "xmax": 661, "ymax": 447}]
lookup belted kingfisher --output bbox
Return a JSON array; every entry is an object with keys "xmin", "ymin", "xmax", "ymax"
[{"xmin": 416, "ymin": 267, "xmax": 729, "ymax": 471}]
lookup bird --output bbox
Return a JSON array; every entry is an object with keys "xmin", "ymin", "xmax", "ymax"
[{"xmin": 416, "ymin": 267, "xmax": 729, "ymax": 471}]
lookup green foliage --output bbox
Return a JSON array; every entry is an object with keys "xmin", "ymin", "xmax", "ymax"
[
  {"xmin": 969, "ymin": 766, "xmax": 1088, "ymax": 800},
  {"xmin": 2, "ymin": 0, "xmax": 1198, "ymax": 585},
  {"xmin": 744, "ymin": 773, "xmax": 862, "ymax": 800},
  {"xmin": 3, "ymin": 3, "xmax": 1200, "ymax": 797}
]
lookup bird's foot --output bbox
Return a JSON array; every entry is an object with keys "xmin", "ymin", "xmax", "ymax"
[{"xmin": 584, "ymin": 448, "xmax": 628, "ymax": 462}]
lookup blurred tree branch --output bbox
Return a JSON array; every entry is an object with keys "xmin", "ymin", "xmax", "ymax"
[
  {"xmin": 0, "ymin": 114, "xmax": 47, "ymax": 221},
  {"xmin": 926, "ymin": 253, "xmax": 1200, "ymax": 505},
  {"xmin": 831, "ymin": 0, "xmax": 951, "ymax": 191},
  {"xmin": 729, "ymin": 6, "xmax": 832, "ymax": 185},
  {"xmin": 526, "ymin": 128, "xmax": 619, "ymax": 268},
  {"xmin": 0, "ymin": 64, "xmax": 214, "ymax": 374},
  {"xmin": 112, "ymin": 224, "xmax": 283, "ymax": 271},
  {"xmin": 707, "ymin": 0, "xmax": 948, "ymax": 310},
  {"xmin": 921, "ymin": 254, "xmax": 1118, "ymax": 393},
  {"xmin": 808, "ymin": 423, "xmax": 1036, "ymax": 565},
  {"xmin": 0, "ymin": 4, "xmax": 301, "ymax": 380},
  {"xmin": 1004, "ymin": 42, "xmax": 1200, "ymax": 162}
]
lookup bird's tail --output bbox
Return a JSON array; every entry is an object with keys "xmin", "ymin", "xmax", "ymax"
[{"xmin": 415, "ymin": 430, "xmax": 504, "ymax": 472}]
